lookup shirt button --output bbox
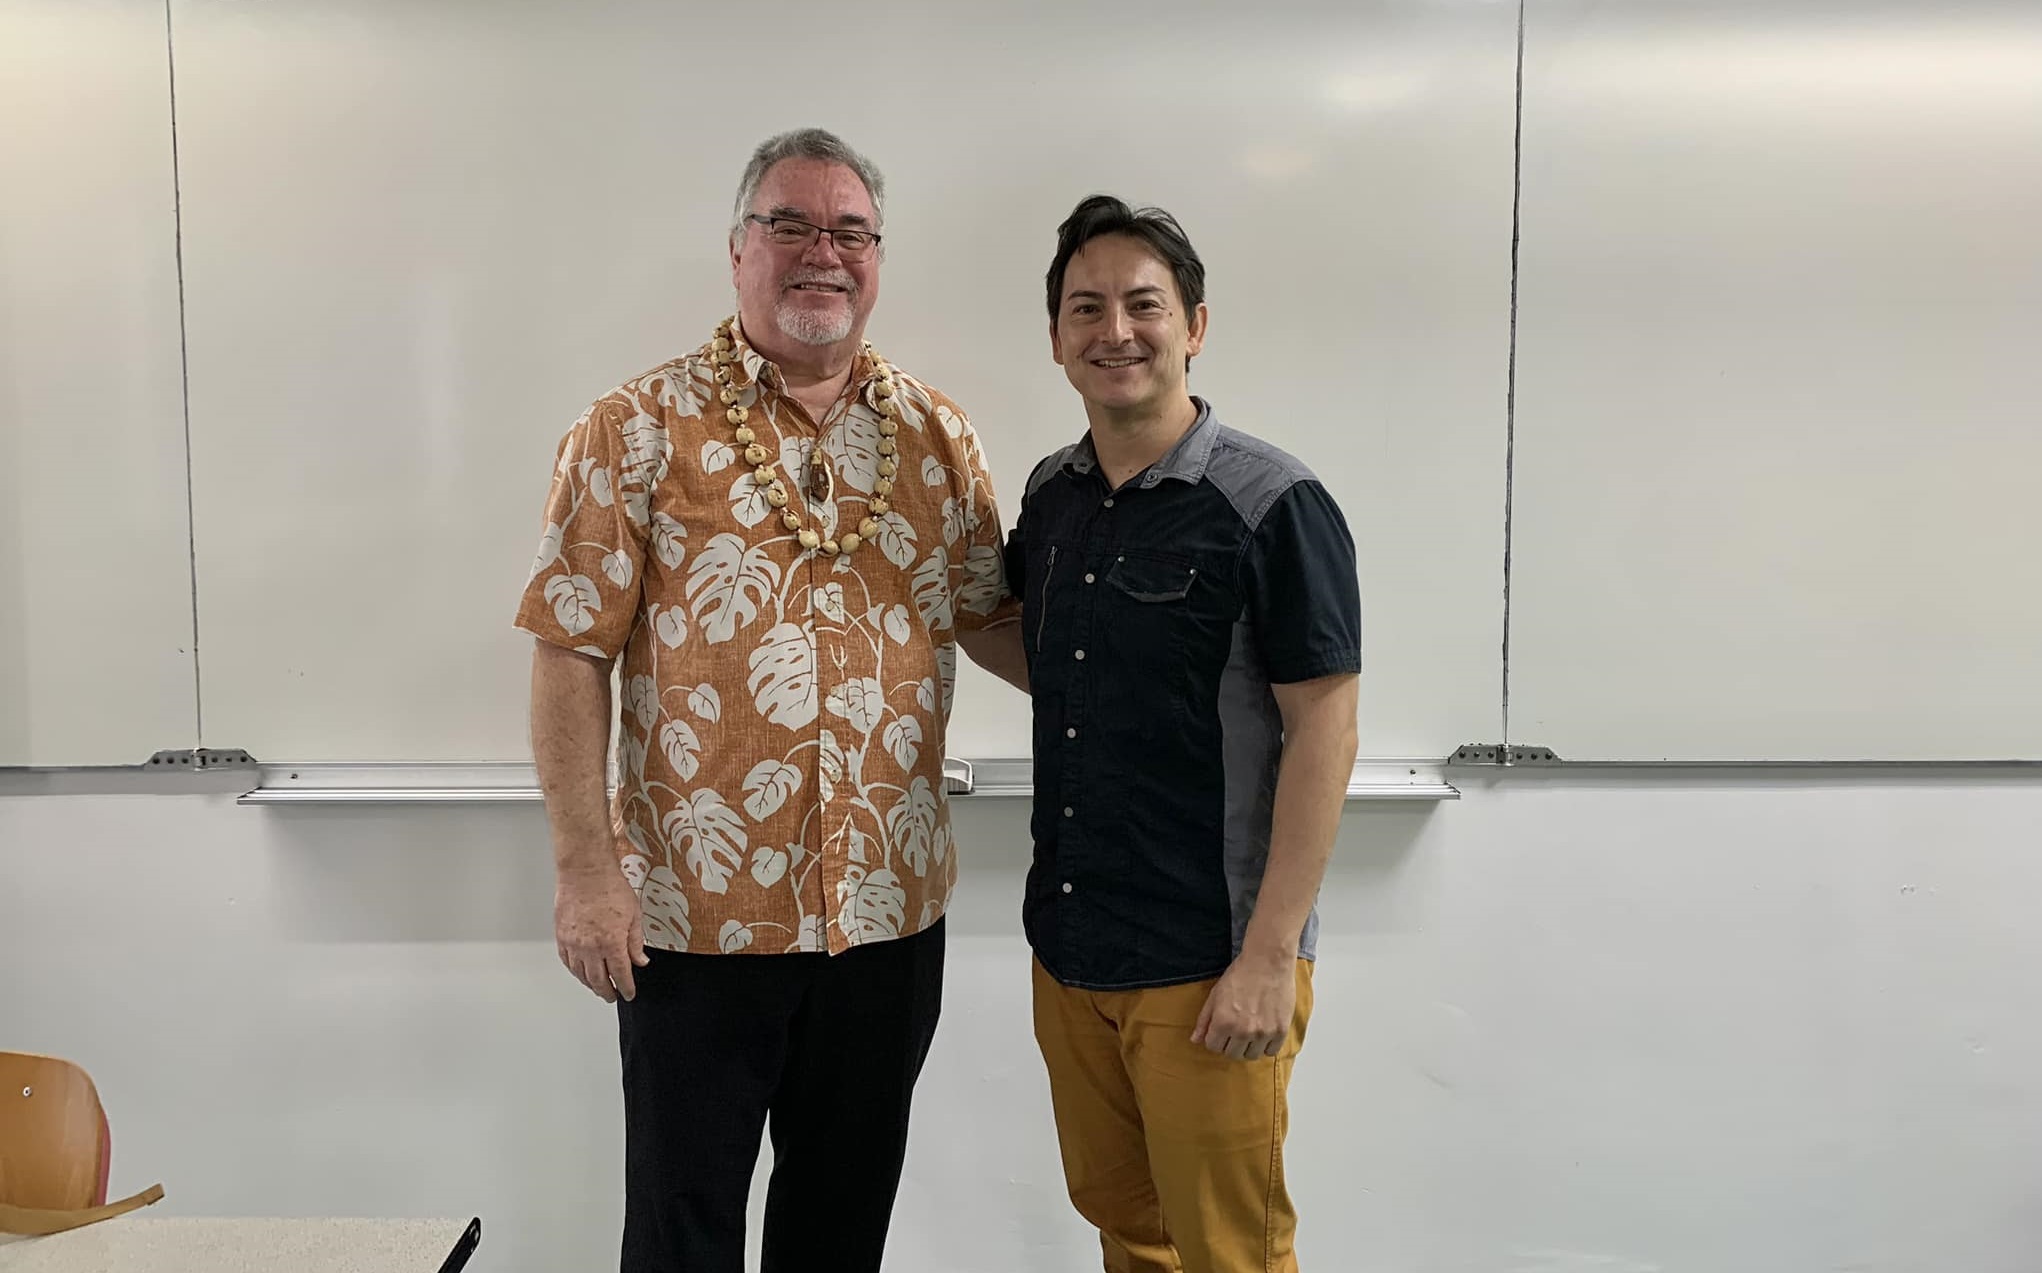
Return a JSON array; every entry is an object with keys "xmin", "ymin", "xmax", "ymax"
[
  {"xmin": 1084, "ymin": 573, "xmax": 1096, "ymax": 584},
  {"xmin": 1063, "ymin": 806, "xmax": 1074, "ymax": 818},
  {"xmin": 1062, "ymin": 882, "xmax": 1073, "ymax": 894},
  {"xmin": 1103, "ymin": 498, "xmax": 1115, "ymax": 508},
  {"xmin": 1074, "ymin": 649, "xmax": 1086, "ymax": 661},
  {"xmin": 1066, "ymin": 727, "xmax": 1077, "ymax": 739}
]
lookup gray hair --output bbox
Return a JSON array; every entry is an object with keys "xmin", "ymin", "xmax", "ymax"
[{"xmin": 729, "ymin": 128, "xmax": 886, "ymax": 247}]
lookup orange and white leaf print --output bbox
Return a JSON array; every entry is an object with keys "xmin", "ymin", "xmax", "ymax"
[
  {"xmin": 911, "ymin": 548, "xmax": 952, "ymax": 631},
  {"xmin": 795, "ymin": 913, "xmax": 823, "ymax": 954},
  {"xmin": 741, "ymin": 759, "xmax": 801, "ymax": 822},
  {"xmin": 640, "ymin": 866, "xmax": 692, "ymax": 946},
  {"xmin": 832, "ymin": 410, "xmax": 885, "ymax": 494},
  {"xmin": 687, "ymin": 534, "xmax": 778, "ymax": 645},
  {"xmin": 619, "ymin": 853, "xmax": 650, "ymax": 892},
  {"xmin": 887, "ymin": 777, "xmax": 940, "ymax": 878},
  {"xmin": 823, "ymin": 677, "xmax": 885, "ymax": 734},
  {"xmin": 544, "ymin": 574, "xmax": 600, "ymax": 636},
  {"xmin": 883, "ymin": 716, "xmax": 922, "ymax": 773},
  {"xmin": 530, "ymin": 523, "xmax": 563, "ymax": 581},
  {"xmin": 601, "ymin": 550, "xmax": 633, "ymax": 590},
  {"xmin": 619, "ymin": 411, "xmax": 670, "ymax": 485},
  {"xmin": 726, "ymin": 471, "xmax": 775, "ymax": 529},
  {"xmin": 687, "ymin": 683, "xmax": 722, "ymax": 722},
  {"xmin": 653, "ymin": 605, "xmax": 687, "ymax": 649},
  {"xmin": 718, "ymin": 920, "xmax": 755, "ymax": 953},
  {"xmin": 872, "ymin": 510, "xmax": 918, "ymax": 569},
  {"xmin": 650, "ymin": 512, "xmax": 687, "ymax": 570},
  {"xmin": 663, "ymin": 790, "xmax": 746, "ymax": 895},
  {"xmin": 650, "ymin": 360, "xmax": 715, "ymax": 418},
  {"xmin": 817, "ymin": 728, "xmax": 844, "ymax": 804},
  {"xmin": 811, "ymin": 581, "xmax": 848, "ymax": 625},
  {"xmin": 836, "ymin": 864, "xmax": 907, "ymax": 942},
  {"xmin": 959, "ymin": 544, "xmax": 1007, "ymax": 617},
  {"xmin": 514, "ymin": 324, "xmax": 1021, "ymax": 956},
  {"xmin": 747, "ymin": 622, "xmax": 817, "ymax": 730},
  {"xmin": 893, "ymin": 377, "xmax": 933, "ymax": 428},
  {"xmin": 659, "ymin": 719, "xmax": 701, "ymax": 782},
  {"xmin": 749, "ymin": 844, "xmax": 790, "ymax": 888},
  {"xmin": 624, "ymin": 675, "xmax": 657, "ymax": 730},
  {"xmin": 937, "ymin": 643, "xmax": 957, "ymax": 716}
]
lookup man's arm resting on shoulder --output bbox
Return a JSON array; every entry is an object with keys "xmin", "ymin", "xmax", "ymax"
[
  {"xmin": 1191, "ymin": 671, "xmax": 1359, "ymax": 1060},
  {"xmin": 531, "ymin": 638, "xmax": 647, "ymax": 1002},
  {"xmin": 957, "ymin": 620, "xmax": 1030, "ymax": 694}
]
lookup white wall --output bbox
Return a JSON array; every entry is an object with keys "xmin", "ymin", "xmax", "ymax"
[{"xmin": 6, "ymin": 774, "xmax": 2041, "ymax": 1272}]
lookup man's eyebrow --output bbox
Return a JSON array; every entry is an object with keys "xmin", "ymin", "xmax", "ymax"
[
  {"xmin": 766, "ymin": 204, "xmax": 874, "ymax": 228},
  {"xmin": 1063, "ymin": 285, "xmax": 1168, "ymax": 305}
]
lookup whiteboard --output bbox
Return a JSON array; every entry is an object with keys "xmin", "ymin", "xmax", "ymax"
[
  {"xmin": 0, "ymin": 0, "xmax": 197, "ymax": 766},
  {"xmin": 1508, "ymin": 0, "xmax": 2042, "ymax": 761},
  {"xmin": 172, "ymin": 0, "xmax": 1517, "ymax": 765}
]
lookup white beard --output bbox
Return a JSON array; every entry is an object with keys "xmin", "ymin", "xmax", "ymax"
[{"xmin": 775, "ymin": 297, "xmax": 855, "ymax": 347}]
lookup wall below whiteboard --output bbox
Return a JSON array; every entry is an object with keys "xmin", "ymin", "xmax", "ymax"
[{"xmin": 5, "ymin": 775, "xmax": 2040, "ymax": 1272}]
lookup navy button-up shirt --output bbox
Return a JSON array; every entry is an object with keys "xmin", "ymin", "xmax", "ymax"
[{"xmin": 1006, "ymin": 400, "xmax": 1361, "ymax": 990}]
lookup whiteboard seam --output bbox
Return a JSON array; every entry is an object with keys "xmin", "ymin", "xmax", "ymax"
[
  {"xmin": 164, "ymin": 0, "xmax": 203, "ymax": 746},
  {"xmin": 1499, "ymin": 0, "xmax": 1527, "ymax": 749}
]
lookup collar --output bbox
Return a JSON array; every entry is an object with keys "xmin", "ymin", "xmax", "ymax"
[
  {"xmin": 1060, "ymin": 397, "xmax": 1219, "ymax": 487},
  {"xmin": 720, "ymin": 318, "xmax": 882, "ymax": 406}
]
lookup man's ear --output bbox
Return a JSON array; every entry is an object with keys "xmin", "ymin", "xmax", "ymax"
[{"xmin": 1185, "ymin": 302, "xmax": 1210, "ymax": 360}]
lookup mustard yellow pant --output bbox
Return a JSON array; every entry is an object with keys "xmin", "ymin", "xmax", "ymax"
[{"xmin": 1031, "ymin": 958, "xmax": 1315, "ymax": 1273}]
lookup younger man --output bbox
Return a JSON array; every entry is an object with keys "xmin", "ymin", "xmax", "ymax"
[{"xmin": 1006, "ymin": 195, "xmax": 1362, "ymax": 1272}]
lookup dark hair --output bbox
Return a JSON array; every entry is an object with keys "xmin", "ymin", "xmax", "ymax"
[{"xmin": 1045, "ymin": 194, "xmax": 1206, "ymax": 322}]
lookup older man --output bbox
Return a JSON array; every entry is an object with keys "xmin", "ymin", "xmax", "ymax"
[{"xmin": 516, "ymin": 128, "xmax": 1023, "ymax": 1273}]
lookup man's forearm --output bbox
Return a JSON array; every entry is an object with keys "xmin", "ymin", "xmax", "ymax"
[
  {"xmin": 530, "ymin": 639, "xmax": 618, "ymax": 877},
  {"xmin": 1239, "ymin": 679, "xmax": 1359, "ymax": 963},
  {"xmin": 958, "ymin": 620, "xmax": 1030, "ymax": 693}
]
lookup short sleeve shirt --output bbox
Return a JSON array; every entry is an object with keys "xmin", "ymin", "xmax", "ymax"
[
  {"xmin": 1006, "ymin": 400, "xmax": 1361, "ymax": 989},
  {"xmin": 516, "ymin": 321, "xmax": 1017, "ymax": 956}
]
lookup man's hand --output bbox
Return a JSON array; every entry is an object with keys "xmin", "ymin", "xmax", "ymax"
[
  {"xmin": 555, "ymin": 864, "xmax": 649, "ymax": 1003},
  {"xmin": 1190, "ymin": 952, "xmax": 1296, "ymax": 1061},
  {"xmin": 1191, "ymin": 671, "xmax": 1354, "ymax": 1060}
]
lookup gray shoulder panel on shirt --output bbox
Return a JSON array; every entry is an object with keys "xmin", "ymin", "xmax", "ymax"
[
  {"xmin": 1023, "ymin": 447, "xmax": 1076, "ymax": 500},
  {"xmin": 1204, "ymin": 424, "xmax": 1322, "ymax": 532}
]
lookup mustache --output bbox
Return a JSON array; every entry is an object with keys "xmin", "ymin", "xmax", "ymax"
[{"xmin": 781, "ymin": 267, "xmax": 857, "ymax": 294}]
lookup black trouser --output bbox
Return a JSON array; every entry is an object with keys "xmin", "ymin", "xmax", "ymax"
[{"xmin": 616, "ymin": 919, "xmax": 945, "ymax": 1273}]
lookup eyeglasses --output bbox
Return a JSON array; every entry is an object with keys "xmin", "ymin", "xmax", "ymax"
[{"xmin": 745, "ymin": 214, "xmax": 882, "ymax": 261}]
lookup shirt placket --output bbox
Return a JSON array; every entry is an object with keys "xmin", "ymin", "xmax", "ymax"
[
  {"xmin": 750, "ymin": 357, "xmax": 840, "ymax": 954},
  {"xmin": 1054, "ymin": 474, "xmax": 1120, "ymax": 978},
  {"xmin": 814, "ymin": 593, "xmax": 848, "ymax": 953}
]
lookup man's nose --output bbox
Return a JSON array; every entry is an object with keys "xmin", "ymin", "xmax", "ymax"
[{"xmin": 802, "ymin": 231, "xmax": 844, "ymax": 268}]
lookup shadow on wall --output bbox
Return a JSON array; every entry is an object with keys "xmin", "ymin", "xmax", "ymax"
[
  {"xmin": 254, "ymin": 796, "xmax": 1442, "ymax": 946},
  {"xmin": 261, "ymin": 804, "xmax": 556, "ymax": 944}
]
